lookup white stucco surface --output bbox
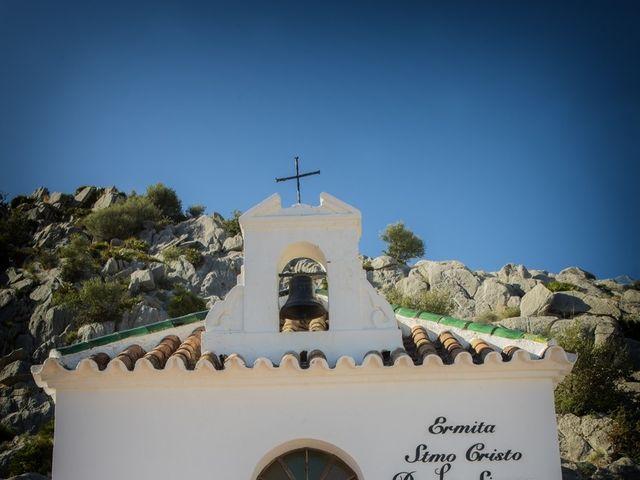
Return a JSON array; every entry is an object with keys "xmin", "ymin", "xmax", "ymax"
[{"xmin": 49, "ymin": 372, "xmax": 562, "ymax": 480}]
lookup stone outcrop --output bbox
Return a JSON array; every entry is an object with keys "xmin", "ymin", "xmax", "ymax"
[{"xmin": 1, "ymin": 184, "xmax": 639, "ymax": 478}]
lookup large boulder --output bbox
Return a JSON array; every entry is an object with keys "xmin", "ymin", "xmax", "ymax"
[
  {"xmin": 120, "ymin": 304, "xmax": 168, "ymax": 330},
  {"xmin": 74, "ymin": 186, "xmax": 99, "ymax": 207},
  {"xmin": 520, "ymin": 284, "xmax": 555, "ymax": 317},
  {"xmin": 550, "ymin": 315, "xmax": 623, "ymax": 346},
  {"xmin": 497, "ymin": 263, "xmax": 538, "ymax": 294},
  {"xmin": 92, "ymin": 188, "xmax": 125, "ymax": 210},
  {"xmin": 173, "ymin": 215, "xmax": 226, "ymax": 253},
  {"xmin": 77, "ymin": 321, "xmax": 115, "ymax": 342},
  {"xmin": 128, "ymin": 269, "xmax": 156, "ymax": 294},
  {"xmin": 0, "ymin": 359, "xmax": 32, "ymax": 386},
  {"xmin": 395, "ymin": 270, "xmax": 429, "ymax": 298},
  {"xmin": 499, "ymin": 316, "xmax": 560, "ymax": 335},
  {"xmin": 222, "ymin": 234, "xmax": 243, "ymax": 252},
  {"xmin": 557, "ymin": 414, "xmax": 614, "ymax": 464},
  {"xmin": 474, "ymin": 278, "xmax": 511, "ymax": 313},
  {"xmin": 28, "ymin": 304, "xmax": 73, "ymax": 347},
  {"xmin": 32, "ymin": 222, "xmax": 82, "ymax": 249},
  {"xmin": 199, "ymin": 253, "xmax": 243, "ymax": 298},
  {"xmin": 551, "ymin": 292, "xmax": 621, "ymax": 319}
]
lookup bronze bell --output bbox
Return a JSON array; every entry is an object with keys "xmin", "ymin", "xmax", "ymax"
[{"xmin": 279, "ymin": 274, "xmax": 327, "ymax": 321}]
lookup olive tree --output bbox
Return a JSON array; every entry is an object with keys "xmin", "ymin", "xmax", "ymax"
[{"xmin": 380, "ymin": 222, "xmax": 425, "ymax": 264}]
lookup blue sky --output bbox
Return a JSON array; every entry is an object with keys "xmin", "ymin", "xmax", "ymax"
[{"xmin": 1, "ymin": 1, "xmax": 639, "ymax": 279}]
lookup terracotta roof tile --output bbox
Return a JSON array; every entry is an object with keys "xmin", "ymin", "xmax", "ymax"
[
  {"xmin": 170, "ymin": 327, "xmax": 204, "ymax": 369},
  {"xmin": 115, "ymin": 345, "xmax": 146, "ymax": 371}
]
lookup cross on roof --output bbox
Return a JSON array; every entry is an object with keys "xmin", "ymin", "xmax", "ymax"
[{"xmin": 275, "ymin": 156, "xmax": 320, "ymax": 204}]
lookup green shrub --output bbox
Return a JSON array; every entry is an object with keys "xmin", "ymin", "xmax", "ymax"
[
  {"xmin": 0, "ymin": 208, "xmax": 37, "ymax": 268},
  {"xmin": 168, "ymin": 284, "xmax": 207, "ymax": 318},
  {"xmin": 554, "ymin": 324, "xmax": 632, "ymax": 416},
  {"xmin": 145, "ymin": 183, "xmax": 183, "ymax": 221},
  {"xmin": 610, "ymin": 399, "xmax": 640, "ymax": 463},
  {"xmin": 83, "ymin": 196, "xmax": 162, "ymax": 241},
  {"xmin": 384, "ymin": 286, "xmax": 453, "ymax": 316},
  {"xmin": 35, "ymin": 248, "xmax": 59, "ymax": 270},
  {"xmin": 64, "ymin": 330, "xmax": 79, "ymax": 345},
  {"xmin": 162, "ymin": 246, "xmax": 202, "ymax": 266},
  {"xmin": 477, "ymin": 311, "xmax": 499, "ymax": 323},
  {"xmin": 187, "ymin": 204, "xmax": 206, "ymax": 218},
  {"xmin": 0, "ymin": 423, "xmax": 15, "ymax": 443},
  {"xmin": 222, "ymin": 210, "xmax": 242, "ymax": 236},
  {"xmin": 9, "ymin": 195, "xmax": 35, "ymax": 209},
  {"xmin": 362, "ymin": 259, "xmax": 373, "ymax": 271},
  {"xmin": 380, "ymin": 222, "xmax": 425, "ymax": 265},
  {"xmin": 499, "ymin": 306, "xmax": 521, "ymax": 319},
  {"xmin": 54, "ymin": 278, "xmax": 135, "ymax": 325},
  {"xmin": 546, "ymin": 281, "xmax": 578, "ymax": 292},
  {"xmin": 8, "ymin": 421, "xmax": 54, "ymax": 476},
  {"xmin": 58, "ymin": 234, "xmax": 98, "ymax": 282}
]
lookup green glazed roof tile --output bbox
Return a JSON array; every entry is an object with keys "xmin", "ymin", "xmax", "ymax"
[
  {"xmin": 417, "ymin": 312, "xmax": 443, "ymax": 323},
  {"xmin": 396, "ymin": 307, "xmax": 419, "ymax": 318},
  {"xmin": 523, "ymin": 333, "xmax": 550, "ymax": 343},
  {"xmin": 57, "ymin": 310, "xmax": 208, "ymax": 356},
  {"xmin": 438, "ymin": 316, "xmax": 470, "ymax": 329},
  {"xmin": 491, "ymin": 327, "xmax": 525, "ymax": 340},
  {"xmin": 466, "ymin": 323, "xmax": 498, "ymax": 335}
]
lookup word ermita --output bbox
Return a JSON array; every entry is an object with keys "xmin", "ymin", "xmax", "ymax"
[{"xmin": 428, "ymin": 416, "xmax": 496, "ymax": 435}]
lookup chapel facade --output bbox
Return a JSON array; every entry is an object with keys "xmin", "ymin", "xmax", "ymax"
[{"xmin": 33, "ymin": 193, "xmax": 573, "ymax": 480}]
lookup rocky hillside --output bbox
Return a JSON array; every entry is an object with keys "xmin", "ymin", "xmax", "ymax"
[{"xmin": 0, "ymin": 185, "xmax": 639, "ymax": 479}]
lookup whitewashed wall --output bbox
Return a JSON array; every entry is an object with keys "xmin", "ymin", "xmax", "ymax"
[{"xmin": 51, "ymin": 376, "xmax": 561, "ymax": 480}]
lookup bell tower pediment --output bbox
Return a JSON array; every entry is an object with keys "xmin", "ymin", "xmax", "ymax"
[{"xmin": 203, "ymin": 193, "xmax": 402, "ymax": 365}]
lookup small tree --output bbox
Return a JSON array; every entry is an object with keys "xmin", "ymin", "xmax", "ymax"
[
  {"xmin": 187, "ymin": 204, "xmax": 205, "ymax": 218},
  {"xmin": 83, "ymin": 196, "xmax": 161, "ymax": 241},
  {"xmin": 380, "ymin": 222, "xmax": 424, "ymax": 264},
  {"xmin": 145, "ymin": 183, "xmax": 183, "ymax": 221},
  {"xmin": 222, "ymin": 210, "xmax": 242, "ymax": 236}
]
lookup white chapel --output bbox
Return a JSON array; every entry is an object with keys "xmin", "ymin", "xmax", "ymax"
[{"xmin": 33, "ymin": 192, "xmax": 574, "ymax": 480}]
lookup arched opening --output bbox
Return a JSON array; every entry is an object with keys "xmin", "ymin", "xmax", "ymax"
[
  {"xmin": 278, "ymin": 257, "xmax": 329, "ymax": 332},
  {"xmin": 256, "ymin": 447, "xmax": 358, "ymax": 480}
]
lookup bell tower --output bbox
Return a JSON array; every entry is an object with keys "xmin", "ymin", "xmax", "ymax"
[{"xmin": 202, "ymin": 192, "xmax": 402, "ymax": 365}]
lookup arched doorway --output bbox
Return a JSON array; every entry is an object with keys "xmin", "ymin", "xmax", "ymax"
[{"xmin": 257, "ymin": 447, "xmax": 358, "ymax": 480}]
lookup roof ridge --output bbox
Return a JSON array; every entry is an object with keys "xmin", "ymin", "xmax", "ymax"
[
  {"xmin": 56, "ymin": 310, "xmax": 208, "ymax": 356},
  {"xmin": 391, "ymin": 305, "xmax": 549, "ymax": 344}
]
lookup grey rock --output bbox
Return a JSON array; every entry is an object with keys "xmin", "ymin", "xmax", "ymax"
[
  {"xmin": 521, "ymin": 283, "xmax": 555, "ymax": 317},
  {"xmin": 414, "ymin": 259, "xmax": 466, "ymax": 287},
  {"xmin": 11, "ymin": 278, "xmax": 35, "ymax": 295},
  {"xmin": 128, "ymin": 269, "xmax": 155, "ymax": 294},
  {"xmin": 0, "ymin": 289, "xmax": 15, "ymax": 309},
  {"xmin": 499, "ymin": 316, "xmax": 560, "ymax": 335},
  {"xmin": 530, "ymin": 269, "xmax": 555, "ymax": 283},
  {"xmin": 395, "ymin": 270, "xmax": 429, "ymax": 298},
  {"xmin": 74, "ymin": 186, "xmax": 99, "ymax": 207},
  {"xmin": 557, "ymin": 414, "xmax": 613, "ymax": 464},
  {"xmin": 120, "ymin": 304, "xmax": 168, "ymax": 330},
  {"xmin": 474, "ymin": 278, "xmax": 511, "ymax": 313},
  {"xmin": 0, "ymin": 360, "xmax": 32, "ymax": 386},
  {"xmin": 592, "ymin": 457, "xmax": 640, "ymax": 480},
  {"xmin": 442, "ymin": 267, "xmax": 481, "ymax": 298},
  {"xmin": 559, "ymin": 267, "xmax": 596, "ymax": 281},
  {"xmin": 29, "ymin": 284, "xmax": 52, "ymax": 303},
  {"xmin": 551, "ymin": 315, "xmax": 622, "ymax": 346},
  {"xmin": 222, "ymin": 234, "xmax": 243, "ymax": 252},
  {"xmin": 497, "ymin": 263, "xmax": 538, "ymax": 294},
  {"xmin": 198, "ymin": 254, "xmax": 243, "ymax": 298},
  {"xmin": 32, "ymin": 222, "xmax": 82, "ymax": 249},
  {"xmin": 167, "ymin": 257, "xmax": 199, "ymax": 287},
  {"xmin": 173, "ymin": 215, "xmax": 226, "ymax": 253},
  {"xmin": 551, "ymin": 292, "xmax": 621, "ymax": 318},
  {"xmin": 77, "ymin": 321, "xmax": 115, "ymax": 342},
  {"xmin": 28, "ymin": 305, "xmax": 73, "ymax": 346},
  {"xmin": 29, "ymin": 186, "xmax": 49, "ymax": 200},
  {"xmin": 148, "ymin": 262, "xmax": 166, "ymax": 284},
  {"xmin": 371, "ymin": 255, "xmax": 398, "ymax": 270},
  {"xmin": 93, "ymin": 190, "xmax": 124, "ymax": 210},
  {"xmin": 102, "ymin": 257, "xmax": 120, "ymax": 275},
  {"xmin": 367, "ymin": 266, "xmax": 407, "ymax": 291},
  {"xmin": 0, "ymin": 349, "xmax": 29, "ymax": 371}
]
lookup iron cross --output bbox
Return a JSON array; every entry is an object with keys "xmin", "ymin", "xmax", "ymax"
[{"xmin": 275, "ymin": 156, "xmax": 320, "ymax": 204}]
